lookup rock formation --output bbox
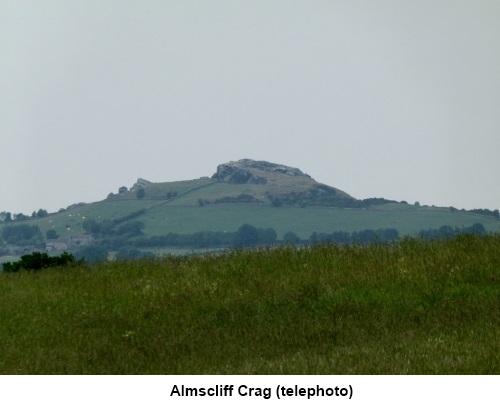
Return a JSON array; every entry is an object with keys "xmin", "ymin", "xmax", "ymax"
[
  {"xmin": 131, "ymin": 178, "xmax": 152, "ymax": 191},
  {"xmin": 212, "ymin": 159, "xmax": 312, "ymax": 184}
]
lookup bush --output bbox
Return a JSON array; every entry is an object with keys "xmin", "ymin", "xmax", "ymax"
[{"xmin": 2, "ymin": 252, "xmax": 79, "ymax": 272}]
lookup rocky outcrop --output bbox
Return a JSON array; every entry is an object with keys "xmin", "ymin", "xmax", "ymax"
[
  {"xmin": 131, "ymin": 178, "xmax": 152, "ymax": 191},
  {"xmin": 212, "ymin": 159, "xmax": 312, "ymax": 184}
]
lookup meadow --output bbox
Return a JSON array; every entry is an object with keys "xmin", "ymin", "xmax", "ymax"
[
  {"xmin": 0, "ymin": 235, "xmax": 498, "ymax": 374},
  {"xmin": 18, "ymin": 199, "xmax": 500, "ymax": 243}
]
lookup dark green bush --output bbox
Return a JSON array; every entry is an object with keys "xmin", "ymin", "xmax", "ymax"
[{"xmin": 2, "ymin": 251, "xmax": 80, "ymax": 272}]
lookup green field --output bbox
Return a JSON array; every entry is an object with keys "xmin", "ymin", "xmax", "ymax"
[
  {"xmin": 1, "ymin": 235, "xmax": 498, "ymax": 374},
  {"xmin": 141, "ymin": 203, "xmax": 500, "ymax": 238},
  {"xmin": 5, "ymin": 199, "xmax": 500, "ymax": 243}
]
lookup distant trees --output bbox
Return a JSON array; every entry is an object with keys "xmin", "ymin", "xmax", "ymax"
[
  {"xmin": 14, "ymin": 213, "xmax": 29, "ymax": 221},
  {"xmin": 136, "ymin": 189, "xmax": 146, "ymax": 199},
  {"xmin": 234, "ymin": 224, "xmax": 260, "ymax": 247},
  {"xmin": 125, "ymin": 222, "xmax": 492, "ymax": 249},
  {"xmin": 309, "ymin": 228, "xmax": 400, "ymax": 245},
  {"xmin": 257, "ymin": 228, "xmax": 278, "ymax": 245},
  {"xmin": 115, "ymin": 221, "xmax": 145, "ymax": 237},
  {"xmin": 1, "ymin": 224, "xmax": 45, "ymax": 247},
  {"xmin": 468, "ymin": 208, "xmax": 499, "ymax": 219},
  {"xmin": 133, "ymin": 224, "xmax": 278, "ymax": 249},
  {"xmin": 74, "ymin": 245, "xmax": 109, "ymax": 263},
  {"xmin": 418, "ymin": 223, "xmax": 486, "ymax": 240},
  {"xmin": 0, "ymin": 212, "xmax": 12, "ymax": 222},
  {"xmin": 1, "ymin": 209, "xmax": 49, "ymax": 222},
  {"xmin": 36, "ymin": 209, "xmax": 48, "ymax": 218},
  {"xmin": 283, "ymin": 231, "xmax": 300, "ymax": 244},
  {"xmin": 82, "ymin": 218, "xmax": 101, "ymax": 235}
]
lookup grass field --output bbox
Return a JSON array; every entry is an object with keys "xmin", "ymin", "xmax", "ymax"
[
  {"xmin": 144, "ymin": 203, "xmax": 500, "ymax": 238},
  {"xmin": 0, "ymin": 235, "xmax": 498, "ymax": 374},
  {"xmin": 14, "ymin": 200, "xmax": 499, "ymax": 243}
]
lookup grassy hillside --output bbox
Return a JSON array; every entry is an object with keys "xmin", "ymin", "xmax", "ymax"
[
  {"xmin": 1, "ymin": 159, "xmax": 499, "ymax": 254},
  {"xmin": 0, "ymin": 235, "xmax": 498, "ymax": 374},
  {"xmin": 6, "ymin": 197, "xmax": 499, "ymax": 244}
]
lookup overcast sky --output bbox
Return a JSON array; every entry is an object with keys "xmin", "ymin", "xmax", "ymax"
[{"xmin": 1, "ymin": 1, "xmax": 499, "ymax": 215}]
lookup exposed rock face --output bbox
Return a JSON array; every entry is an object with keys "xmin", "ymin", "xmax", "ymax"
[
  {"xmin": 131, "ymin": 178, "xmax": 152, "ymax": 191},
  {"xmin": 212, "ymin": 159, "xmax": 312, "ymax": 184}
]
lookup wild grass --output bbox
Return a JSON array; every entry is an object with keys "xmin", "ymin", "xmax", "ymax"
[{"xmin": 0, "ymin": 235, "xmax": 498, "ymax": 374}]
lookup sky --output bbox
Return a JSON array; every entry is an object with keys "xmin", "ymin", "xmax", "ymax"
[{"xmin": 1, "ymin": 1, "xmax": 500, "ymax": 215}]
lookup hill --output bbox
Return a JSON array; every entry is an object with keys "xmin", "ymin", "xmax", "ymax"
[{"xmin": 1, "ymin": 159, "xmax": 499, "ymax": 259}]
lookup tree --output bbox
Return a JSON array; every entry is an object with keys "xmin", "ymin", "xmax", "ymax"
[
  {"xmin": 116, "ymin": 220, "xmax": 145, "ymax": 236},
  {"xmin": 100, "ymin": 220, "xmax": 114, "ymax": 236},
  {"xmin": 271, "ymin": 198, "xmax": 282, "ymax": 207},
  {"xmin": 467, "ymin": 223, "xmax": 486, "ymax": 235},
  {"xmin": 379, "ymin": 228, "xmax": 399, "ymax": 242},
  {"xmin": 283, "ymin": 231, "xmax": 300, "ymax": 244},
  {"xmin": 46, "ymin": 229, "xmax": 59, "ymax": 240},
  {"xmin": 36, "ymin": 209, "xmax": 48, "ymax": 218},
  {"xmin": 1, "ymin": 224, "xmax": 45, "ymax": 247},
  {"xmin": 74, "ymin": 245, "xmax": 109, "ymax": 263},
  {"xmin": 136, "ymin": 188, "xmax": 146, "ymax": 199},
  {"xmin": 0, "ymin": 212, "xmax": 12, "ymax": 222},
  {"xmin": 234, "ymin": 224, "xmax": 259, "ymax": 247},
  {"xmin": 257, "ymin": 228, "xmax": 278, "ymax": 245},
  {"xmin": 82, "ymin": 218, "xmax": 101, "ymax": 235}
]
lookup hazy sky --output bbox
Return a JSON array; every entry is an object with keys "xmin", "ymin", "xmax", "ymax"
[{"xmin": 1, "ymin": 1, "xmax": 499, "ymax": 215}]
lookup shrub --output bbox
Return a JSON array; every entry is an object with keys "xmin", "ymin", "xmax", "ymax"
[{"xmin": 2, "ymin": 252, "xmax": 79, "ymax": 272}]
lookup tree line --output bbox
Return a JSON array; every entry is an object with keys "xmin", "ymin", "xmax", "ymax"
[
  {"xmin": 0, "ymin": 209, "xmax": 49, "ymax": 222},
  {"xmin": 0, "ymin": 221, "xmax": 491, "ymax": 266},
  {"xmin": 133, "ymin": 224, "xmax": 278, "ymax": 249},
  {"xmin": 417, "ymin": 223, "xmax": 486, "ymax": 240},
  {"xmin": 1, "ymin": 223, "xmax": 45, "ymax": 248}
]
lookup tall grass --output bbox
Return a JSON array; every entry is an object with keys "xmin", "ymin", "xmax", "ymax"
[{"xmin": 0, "ymin": 235, "xmax": 498, "ymax": 374}]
